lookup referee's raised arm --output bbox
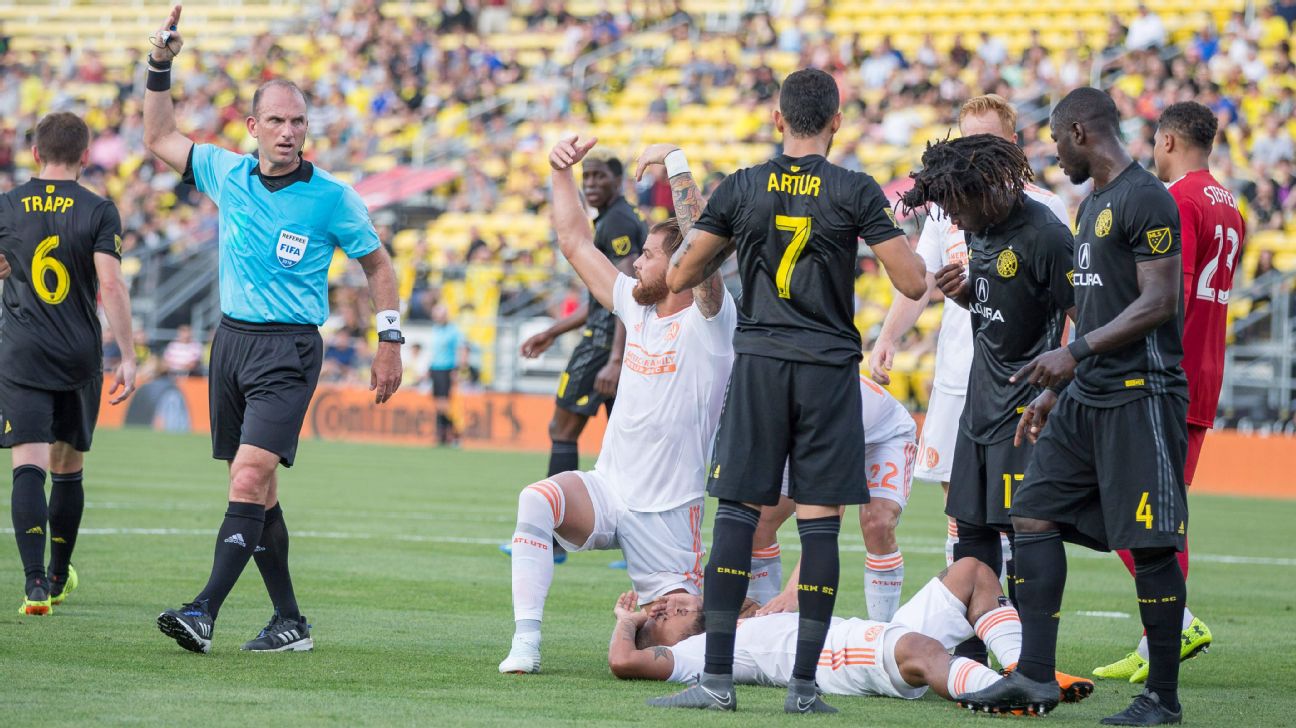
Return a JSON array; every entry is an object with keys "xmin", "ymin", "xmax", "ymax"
[{"xmin": 142, "ymin": 4, "xmax": 194, "ymax": 173}]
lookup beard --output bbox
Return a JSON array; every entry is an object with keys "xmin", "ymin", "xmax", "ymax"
[{"xmin": 632, "ymin": 276, "xmax": 670, "ymax": 306}]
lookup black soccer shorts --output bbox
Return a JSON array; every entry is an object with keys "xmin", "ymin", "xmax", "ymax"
[
  {"xmin": 1011, "ymin": 390, "xmax": 1188, "ymax": 551},
  {"xmin": 555, "ymin": 336, "xmax": 614, "ymax": 417},
  {"xmin": 0, "ymin": 376, "xmax": 102, "ymax": 452},
  {"xmin": 209, "ymin": 316, "xmax": 323, "ymax": 468},
  {"xmin": 946, "ymin": 431, "xmax": 1035, "ymax": 532},
  {"xmin": 708, "ymin": 353, "xmax": 868, "ymax": 507}
]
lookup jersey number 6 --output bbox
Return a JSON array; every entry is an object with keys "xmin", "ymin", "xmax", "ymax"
[
  {"xmin": 33, "ymin": 235, "xmax": 70, "ymax": 305},
  {"xmin": 774, "ymin": 215, "xmax": 812, "ymax": 299}
]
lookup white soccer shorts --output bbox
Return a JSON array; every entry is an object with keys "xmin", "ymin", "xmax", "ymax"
[
  {"xmin": 915, "ymin": 389, "xmax": 964, "ymax": 483},
  {"xmin": 780, "ymin": 438, "xmax": 916, "ymax": 509},
  {"xmin": 553, "ymin": 470, "xmax": 704, "ymax": 605}
]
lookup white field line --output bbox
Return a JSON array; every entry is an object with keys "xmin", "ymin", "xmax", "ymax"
[{"xmin": 2, "ymin": 526, "xmax": 1293, "ymax": 567}]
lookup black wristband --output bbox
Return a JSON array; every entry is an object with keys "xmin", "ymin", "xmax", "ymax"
[
  {"xmin": 377, "ymin": 329, "xmax": 405, "ymax": 344},
  {"xmin": 1067, "ymin": 337, "xmax": 1094, "ymax": 362},
  {"xmin": 146, "ymin": 58, "xmax": 172, "ymax": 92}
]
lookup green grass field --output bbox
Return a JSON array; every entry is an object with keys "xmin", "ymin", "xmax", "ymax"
[{"xmin": 3, "ymin": 427, "xmax": 1295, "ymax": 727}]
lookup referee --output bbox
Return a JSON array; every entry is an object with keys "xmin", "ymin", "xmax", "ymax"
[{"xmin": 143, "ymin": 5, "xmax": 403, "ymax": 653}]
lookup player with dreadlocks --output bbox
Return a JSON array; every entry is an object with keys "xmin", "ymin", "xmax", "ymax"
[{"xmin": 900, "ymin": 135, "xmax": 1076, "ymax": 672}]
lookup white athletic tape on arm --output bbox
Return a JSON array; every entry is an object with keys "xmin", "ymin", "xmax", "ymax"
[{"xmin": 664, "ymin": 149, "xmax": 690, "ymax": 178}]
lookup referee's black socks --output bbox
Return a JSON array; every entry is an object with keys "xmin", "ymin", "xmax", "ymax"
[
  {"xmin": 48, "ymin": 470, "xmax": 85, "ymax": 581},
  {"xmin": 547, "ymin": 440, "xmax": 578, "ymax": 477},
  {"xmin": 11, "ymin": 465, "xmax": 49, "ymax": 587},
  {"xmin": 703, "ymin": 500, "xmax": 761, "ymax": 676},
  {"xmin": 1133, "ymin": 548, "xmax": 1186, "ymax": 712},
  {"xmin": 1013, "ymin": 529, "xmax": 1067, "ymax": 683},
  {"xmin": 195, "ymin": 501, "xmax": 266, "ymax": 619},
  {"xmin": 254, "ymin": 503, "xmax": 301, "ymax": 620},
  {"xmin": 793, "ymin": 515, "xmax": 841, "ymax": 681}
]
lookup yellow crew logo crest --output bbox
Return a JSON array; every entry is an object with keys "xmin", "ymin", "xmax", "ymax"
[
  {"xmin": 1146, "ymin": 227, "xmax": 1172, "ymax": 254},
  {"xmin": 996, "ymin": 250, "xmax": 1018, "ymax": 278},
  {"xmin": 611, "ymin": 235, "xmax": 632, "ymax": 256},
  {"xmin": 1095, "ymin": 208, "xmax": 1113, "ymax": 237}
]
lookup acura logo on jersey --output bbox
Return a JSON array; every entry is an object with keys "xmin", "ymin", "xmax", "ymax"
[
  {"xmin": 975, "ymin": 277, "xmax": 990, "ymax": 303},
  {"xmin": 970, "ymin": 277, "xmax": 1004, "ymax": 322},
  {"xmin": 1078, "ymin": 242, "xmax": 1091, "ymax": 270},
  {"xmin": 277, "ymin": 230, "xmax": 309, "ymax": 268}
]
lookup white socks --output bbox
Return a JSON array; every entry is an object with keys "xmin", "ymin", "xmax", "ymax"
[
  {"xmin": 749, "ymin": 544, "xmax": 783, "ymax": 606},
  {"xmin": 865, "ymin": 551, "xmax": 904, "ymax": 622},
  {"xmin": 510, "ymin": 480, "xmax": 566, "ymax": 634},
  {"xmin": 974, "ymin": 605, "xmax": 1023, "ymax": 669},
  {"xmin": 1000, "ymin": 532, "xmax": 1013, "ymax": 579},
  {"xmin": 948, "ymin": 656, "xmax": 1002, "ymax": 697},
  {"xmin": 945, "ymin": 518, "xmax": 958, "ymax": 567}
]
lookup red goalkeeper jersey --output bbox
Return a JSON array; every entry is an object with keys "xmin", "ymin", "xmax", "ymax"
[{"xmin": 1170, "ymin": 169, "xmax": 1246, "ymax": 428}]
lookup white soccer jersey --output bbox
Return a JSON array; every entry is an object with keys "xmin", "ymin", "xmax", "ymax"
[
  {"xmin": 918, "ymin": 186, "xmax": 1069, "ymax": 395},
  {"xmin": 594, "ymin": 274, "xmax": 737, "ymax": 512},
  {"xmin": 668, "ymin": 613, "xmax": 924, "ymax": 699},
  {"xmin": 859, "ymin": 375, "xmax": 916, "ymax": 446}
]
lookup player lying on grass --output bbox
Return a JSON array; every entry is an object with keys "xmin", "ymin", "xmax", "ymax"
[
  {"xmin": 499, "ymin": 138, "xmax": 736, "ymax": 674},
  {"xmin": 609, "ymin": 557, "xmax": 1094, "ymax": 707},
  {"xmin": 746, "ymin": 376, "xmax": 917, "ymax": 623}
]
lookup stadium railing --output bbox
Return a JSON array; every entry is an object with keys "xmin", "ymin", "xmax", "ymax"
[{"xmin": 1221, "ymin": 267, "xmax": 1296, "ymax": 425}]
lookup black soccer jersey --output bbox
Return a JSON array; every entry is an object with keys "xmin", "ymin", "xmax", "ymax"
[
  {"xmin": 961, "ymin": 197, "xmax": 1075, "ymax": 444},
  {"xmin": 587, "ymin": 195, "xmax": 646, "ymax": 349},
  {"xmin": 694, "ymin": 154, "xmax": 904, "ymax": 365},
  {"xmin": 1070, "ymin": 162, "xmax": 1188, "ymax": 407},
  {"xmin": 0, "ymin": 178, "xmax": 121, "ymax": 390}
]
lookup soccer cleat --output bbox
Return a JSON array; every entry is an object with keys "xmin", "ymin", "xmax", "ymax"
[
  {"xmin": 1129, "ymin": 617, "xmax": 1212, "ymax": 684},
  {"xmin": 49, "ymin": 565, "xmax": 79, "ymax": 606},
  {"xmin": 1100, "ymin": 689, "xmax": 1182, "ymax": 725},
  {"xmin": 498, "ymin": 542, "xmax": 567, "ymax": 565},
  {"xmin": 1055, "ymin": 669, "xmax": 1095, "ymax": 703},
  {"xmin": 647, "ymin": 673, "xmax": 736, "ymax": 711},
  {"xmin": 19, "ymin": 580, "xmax": 52, "ymax": 616},
  {"xmin": 784, "ymin": 677, "xmax": 837, "ymax": 714},
  {"xmin": 241, "ymin": 611, "xmax": 314, "ymax": 652},
  {"xmin": 157, "ymin": 601, "xmax": 214, "ymax": 654},
  {"xmin": 498, "ymin": 633, "xmax": 541, "ymax": 674},
  {"xmin": 957, "ymin": 669, "xmax": 1060, "ymax": 716},
  {"xmin": 1094, "ymin": 651, "xmax": 1147, "ymax": 680}
]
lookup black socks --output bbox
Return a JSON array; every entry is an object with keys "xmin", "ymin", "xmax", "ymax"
[
  {"xmin": 1013, "ymin": 529, "xmax": 1067, "ymax": 683},
  {"xmin": 253, "ymin": 502, "xmax": 300, "ymax": 620},
  {"xmin": 703, "ymin": 501, "xmax": 761, "ymax": 675},
  {"xmin": 194, "ymin": 501, "xmax": 266, "ymax": 619},
  {"xmin": 48, "ymin": 470, "xmax": 84, "ymax": 580},
  {"xmin": 1133, "ymin": 548, "xmax": 1186, "ymax": 712},
  {"xmin": 11, "ymin": 465, "xmax": 48, "ymax": 586},
  {"xmin": 547, "ymin": 440, "xmax": 578, "ymax": 476},
  {"xmin": 793, "ymin": 515, "xmax": 841, "ymax": 681}
]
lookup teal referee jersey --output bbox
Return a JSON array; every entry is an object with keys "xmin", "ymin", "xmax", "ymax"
[{"xmin": 185, "ymin": 144, "xmax": 380, "ymax": 325}]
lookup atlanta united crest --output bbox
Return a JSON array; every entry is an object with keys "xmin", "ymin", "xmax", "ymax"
[{"xmin": 277, "ymin": 230, "xmax": 309, "ymax": 268}]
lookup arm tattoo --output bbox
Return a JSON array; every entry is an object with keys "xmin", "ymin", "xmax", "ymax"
[
  {"xmin": 611, "ymin": 618, "xmax": 637, "ymax": 649},
  {"xmin": 936, "ymin": 565, "xmax": 952, "ymax": 581},
  {"xmin": 669, "ymin": 172, "xmax": 705, "ymax": 236},
  {"xmin": 652, "ymin": 646, "xmax": 672, "ymax": 661}
]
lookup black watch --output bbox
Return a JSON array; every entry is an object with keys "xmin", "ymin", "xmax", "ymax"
[{"xmin": 377, "ymin": 329, "xmax": 405, "ymax": 344}]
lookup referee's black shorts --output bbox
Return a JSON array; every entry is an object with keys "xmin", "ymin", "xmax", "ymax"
[
  {"xmin": 708, "ymin": 353, "xmax": 868, "ymax": 507},
  {"xmin": 0, "ymin": 376, "xmax": 102, "ymax": 452},
  {"xmin": 209, "ymin": 316, "xmax": 323, "ymax": 468},
  {"xmin": 1011, "ymin": 390, "xmax": 1188, "ymax": 552},
  {"xmin": 555, "ymin": 336, "xmax": 614, "ymax": 417}
]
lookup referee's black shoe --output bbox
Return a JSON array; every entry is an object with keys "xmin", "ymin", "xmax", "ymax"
[
  {"xmin": 241, "ymin": 611, "xmax": 314, "ymax": 652},
  {"xmin": 1101, "ymin": 690, "xmax": 1182, "ymax": 725},
  {"xmin": 157, "ymin": 601, "xmax": 214, "ymax": 654},
  {"xmin": 957, "ymin": 669, "xmax": 1060, "ymax": 716}
]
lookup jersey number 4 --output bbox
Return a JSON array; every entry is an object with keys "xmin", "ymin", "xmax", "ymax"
[
  {"xmin": 1195, "ymin": 225, "xmax": 1240, "ymax": 305},
  {"xmin": 33, "ymin": 235, "xmax": 71, "ymax": 305},
  {"xmin": 774, "ymin": 215, "xmax": 811, "ymax": 299}
]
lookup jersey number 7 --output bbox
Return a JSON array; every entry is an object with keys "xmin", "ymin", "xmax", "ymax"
[{"xmin": 774, "ymin": 215, "xmax": 812, "ymax": 299}]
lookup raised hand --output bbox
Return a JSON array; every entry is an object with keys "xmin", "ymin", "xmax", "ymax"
[
  {"xmin": 549, "ymin": 135, "xmax": 598, "ymax": 171},
  {"xmin": 634, "ymin": 143, "xmax": 682, "ymax": 181},
  {"xmin": 150, "ymin": 4, "xmax": 185, "ymax": 61}
]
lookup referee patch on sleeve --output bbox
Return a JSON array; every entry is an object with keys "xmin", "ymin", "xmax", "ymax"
[{"xmin": 1145, "ymin": 227, "xmax": 1172, "ymax": 254}]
